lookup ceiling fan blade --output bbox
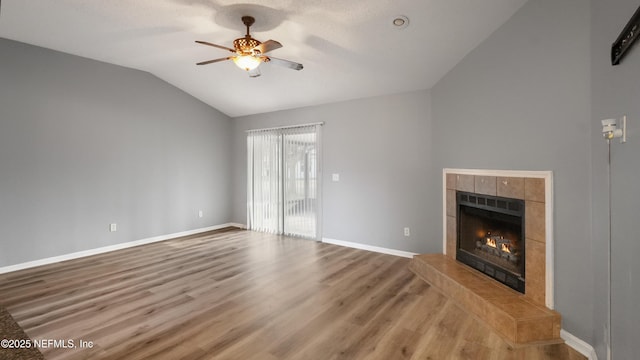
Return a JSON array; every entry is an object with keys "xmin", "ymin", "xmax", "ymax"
[
  {"xmin": 195, "ymin": 41, "xmax": 236, "ymax": 54},
  {"xmin": 196, "ymin": 57, "xmax": 233, "ymax": 65},
  {"xmin": 266, "ymin": 56, "xmax": 304, "ymax": 71},
  {"xmin": 248, "ymin": 68, "xmax": 261, "ymax": 78},
  {"xmin": 254, "ymin": 40, "xmax": 282, "ymax": 55}
]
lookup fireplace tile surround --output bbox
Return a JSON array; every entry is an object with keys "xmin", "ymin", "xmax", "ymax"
[{"xmin": 444, "ymin": 170, "xmax": 552, "ymax": 307}]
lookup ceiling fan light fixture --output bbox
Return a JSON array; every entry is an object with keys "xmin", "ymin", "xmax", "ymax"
[
  {"xmin": 195, "ymin": 15, "xmax": 302, "ymax": 76},
  {"xmin": 233, "ymin": 55, "xmax": 262, "ymax": 71}
]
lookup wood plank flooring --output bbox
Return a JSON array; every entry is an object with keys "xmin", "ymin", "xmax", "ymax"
[{"xmin": 0, "ymin": 228, "xmax": 585, "ymax": 360}]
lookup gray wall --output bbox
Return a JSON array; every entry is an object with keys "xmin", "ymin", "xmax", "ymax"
[
  {"xmin": 4, "ymin": 0, "xmax": 637, "ymax": 354},
  {"xmin": 590, "ymin": 0, "xmax": 640, "ymax": 358},
  {"xmin": 430, "ymin": 0, "xmax": 593, "ymax": 344},
  {"xmin": 0, "ymin": 38, "xmax": 233, "ymax": 267},
  {"xmin": 231, "ymin": 90, "xmax": 440, "ymax": 254}
]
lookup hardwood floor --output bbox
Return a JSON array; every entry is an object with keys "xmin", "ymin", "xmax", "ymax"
[{"xmin": 0, "ymin": 228, "xmax": 585, "ymax": 360}]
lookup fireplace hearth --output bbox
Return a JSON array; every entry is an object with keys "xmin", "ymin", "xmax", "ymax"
[{"xmin": 456, "ymin": 191, "xmax": 525, "ymax": 293}]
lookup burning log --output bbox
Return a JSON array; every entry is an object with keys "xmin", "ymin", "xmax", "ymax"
[{"xmin": 476, "ymin": 234, "xmax": 519, "ymax": 264}]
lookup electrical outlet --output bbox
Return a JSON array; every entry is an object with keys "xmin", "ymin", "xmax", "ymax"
[
  {"xmin": 198, "ymin": 210, "xmax": 203, "ymax": 218},
  {"xmin": 109, "ymin": 223, "xmax": 117, "ymax": 232},
  {"xmin": 332, "ymin": 173, "xmax": 340, "ymax": 182},
  {"xmin": 404, "ymin": 227, "xmax": 410, "ymax": 237}
]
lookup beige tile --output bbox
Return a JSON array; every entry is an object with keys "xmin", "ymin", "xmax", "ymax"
[
  {"xmin": 516, "ymin": 317, "xmax": 555, "ymax": 342},
  {"xmin": 447, "ymin": 281, "xmax": 468, "ymax": 305},
  {"xmin": 475, "ymin": 176, "xmax": 497, "ymax": 196},
  {"xmin": 487, "ymin": 308, "xmax": 517, "ymax": 342},
  {"xmin": 456, "ymin": 174, "xmax": 475, "ymax": 192},
  {"xmin": 472, "ymin": 285, "xmax": 520, "ymax": 302},
  {"xmin": 552, "ymin": 313, "xmax": 562, "ymax": 337},
  {"xmin": 525, "ymin": 201, "xmax": 546, "ymax": 242},
  {"xmin": 499, "ymin": 299, "xmax": 550, "ymax": 319},
  {"xmin": 431, "ymin": 270, "xmax": 446, "ymax": 290},
  {"xmin": 446, "ymin": 189, "xmax": 456, "ymax": 217},
  {"xmin": 446, "ymin": 173, "xmax": 457, "ymax": 190},
  {"xmin": 525, "ymin": 178, "xmax": 546, "ymax": 203},
  {"xmin": 446, "ymin": 216, "xmax": 456, "ymax": 259},
  {"xmin": 464, "ymin": 292, "xmax": 489, "ymax": 320},
  {"xmin": 497, "ymin": 177, "xmax": 525, "ymax": 199},
  {"xmin": 525, "ymin": 238, "xmax": 546, "ymax": 306}
]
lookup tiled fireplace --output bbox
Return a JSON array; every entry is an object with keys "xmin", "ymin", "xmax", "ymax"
[
  {"xmin": 444, "ymin": 169, "xmax": 552, "ymax": 307},
  {"xmin": 409, "ymin": 169, "xmax": 559, "ymax": 345}
]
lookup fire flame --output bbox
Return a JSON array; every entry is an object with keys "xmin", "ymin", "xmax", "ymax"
[
  {"xmin": 486, "ymin": 237, "xmax": 497, "ymax": 248},
  {"xmin": 485, "ymin": 234, "xmax": 513, "ymax": 254},
  {"xmin": 501, "ymin": 243, "xmax": 511, "ymax": 253}
]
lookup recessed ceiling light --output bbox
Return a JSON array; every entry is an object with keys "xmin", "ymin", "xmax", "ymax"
[{"xmin": 392, "ymin": 15, "xmax": 409, "ymax": 29}]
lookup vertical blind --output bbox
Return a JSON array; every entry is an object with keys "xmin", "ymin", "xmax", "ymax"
[{"xmin": 247, "ymin": 123, "xmax": 322, "ymax": 239}]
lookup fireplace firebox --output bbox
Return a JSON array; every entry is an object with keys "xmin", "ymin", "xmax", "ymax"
[{"xmin": 456, "ymin": 191, "xmax": 525, "ymax": 293}]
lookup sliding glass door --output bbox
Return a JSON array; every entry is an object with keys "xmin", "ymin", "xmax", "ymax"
[{"xmin": 247, "ymin": 124, "xmax": 321, "ymax": 239}]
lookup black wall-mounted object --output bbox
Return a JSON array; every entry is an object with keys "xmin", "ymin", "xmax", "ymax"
[{"xmin": 611, "ymin": 5, "xmax": 640, "ymax": 65}]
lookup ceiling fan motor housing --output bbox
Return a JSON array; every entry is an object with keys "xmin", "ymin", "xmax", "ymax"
[{"xmin": 233, "ymin": 37, "xmax": 261, "ymax": 54}]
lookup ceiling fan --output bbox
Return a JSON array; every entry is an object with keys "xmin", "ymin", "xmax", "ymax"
[{"xmin": 195, "ymin": 16, "xmax": 303, "ymax": 78}]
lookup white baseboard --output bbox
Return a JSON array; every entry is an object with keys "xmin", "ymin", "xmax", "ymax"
[
  {"xmin": 0, "ymin": 223, "xmax": 242, "ymax": 274},
  {"xmin": 561, "ymin": 329, "xmax": 598, "ymax": 360},
  {"xmin": 322, "ymin": 237, "xmax": 418, "ymax": 258}
]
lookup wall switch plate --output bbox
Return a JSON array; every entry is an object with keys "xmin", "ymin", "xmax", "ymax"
[
  {"xmin": 404, "ymin": 227, "xmax": 411, "ymax": 237},
  {"xmin": 109, "ymin": 223, "xmax": 117, "ymax": 232},
  {"xmin": 198, "ymin": 210, "xmax": 203, "ymax": 218},
  {"xmin": 332, "ymin": 173, "xmax": 340, "ymax": 182}
]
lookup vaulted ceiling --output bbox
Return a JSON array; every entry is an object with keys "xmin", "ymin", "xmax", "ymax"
[{"xmin": 0, "ymin": 0, "xmax": 528, "ymax": 117}]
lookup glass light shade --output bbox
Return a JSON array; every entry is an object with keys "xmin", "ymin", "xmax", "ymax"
[{"xmin": 233, "ymin": 55, "xmax": 261, "ymax": 71}]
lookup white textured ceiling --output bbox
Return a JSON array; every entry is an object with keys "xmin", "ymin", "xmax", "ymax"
[{"xmin": 0, "ymin": 0, "xmax": 528, "ymax": 117}]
